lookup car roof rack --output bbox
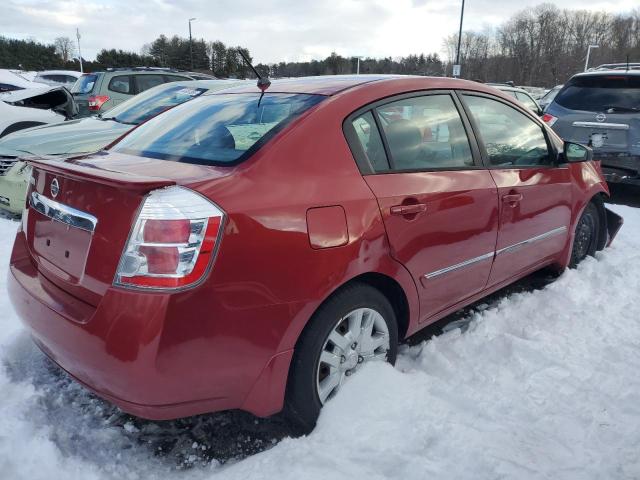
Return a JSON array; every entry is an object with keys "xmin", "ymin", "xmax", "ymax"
[
  {"xmin": 103, "ymin": 66, "xmax": 188, "ymax": 73},
  {"xmin": 590, "ymin": 63, "xmax": 640, "ymax": 71}
]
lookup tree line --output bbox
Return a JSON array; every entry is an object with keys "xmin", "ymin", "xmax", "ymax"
[
  {"xmin": 1, "ymin": 3, "xmax": 639, "ymax": 87},
  {"xmin": 443, "ymin": 4, "xmax": 640, "ymax": 87}
]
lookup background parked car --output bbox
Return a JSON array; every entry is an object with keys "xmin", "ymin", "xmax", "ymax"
[
  {"xmin": 543, "ymin": 67, "xmax": 640, "ymax": 186},
  {"xmin": 488, "ymin": 83, "xmax": 543, "ymax": 115},
  {"xmin": 33, "ymin": 70, "xmax": 82, "ymax": 88},
  {"xmin": 0, "ymin": 85, "xmax": 76, "ymax": 138},
  {"xmin": 0, "ymin": 79, "xmax": 248, "ymax": 215},
  {"xmin": 538, "ymin": 84, "xmax": 563, "ymax": 111},
  {"xmin": 70, "ymin": 67, "xmax": 215, "ymax": 117},
  {"xmin": 0, "ymin": 69, "xmax": 39, "ymax": 92}
]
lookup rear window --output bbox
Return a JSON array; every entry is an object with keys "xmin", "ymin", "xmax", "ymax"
[
  {"xmin": 102, "ymin": 84, "xmax": 207, "ymax": 125},
  {"xmin": 112, "ymin": 93, "xmax": 325, "ymax": 165},
  {"xmin": 108, "ymin": 75, "xmax": 132, "ymax": 94},
  {"xmin": 554, "ymin": 75, "xmax": 640, "ymax": 112},
  {"xmin": 71, "ymin": 74, "xmax": 98, "ymax": 94}
]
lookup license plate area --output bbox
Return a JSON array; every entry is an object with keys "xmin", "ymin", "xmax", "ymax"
[{"xmin": 32, "ymin": 214, "xmax": 92, "ymax": 283}]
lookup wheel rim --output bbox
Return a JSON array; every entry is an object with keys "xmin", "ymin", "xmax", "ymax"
[
  {"xmin": 316, "ymin": 307, "xmax": 390, "ymax": 404},
  {"xmin": 574, "ymin": 212, "xmax": 596, "ymax": 261}
]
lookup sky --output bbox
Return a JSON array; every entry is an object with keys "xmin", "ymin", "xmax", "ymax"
[{"xmin": 3, "ymin": 0, "xmax": 639, "ymax": 63}]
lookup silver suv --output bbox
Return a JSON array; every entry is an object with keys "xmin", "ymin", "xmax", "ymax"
[
  {"xmin": 544, "ymin": 65, "xmax": 640, "ymax": 185},
  {"xmin": 70, "ymin": 67, "xmax": 214, "ymax": 117}
]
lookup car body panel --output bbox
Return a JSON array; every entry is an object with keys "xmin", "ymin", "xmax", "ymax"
[{"xmin": 8, "ymin": 75, "xmax": 613, "ymax": 420}]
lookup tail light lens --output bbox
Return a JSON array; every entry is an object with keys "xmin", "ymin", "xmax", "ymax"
[
  {"xmin": 88, "ymin": 95, "xmax": 110, "ymax": 111},
  {"xmin": 115, "ymin": 186, "xmax": 225, "ymax": 290},
  {"xmin": 542, "ymin": 113, "xmax": 558, "ymax": 127}
]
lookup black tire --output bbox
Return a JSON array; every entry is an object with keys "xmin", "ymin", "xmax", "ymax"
[
  {"xmin": 284, "ymin": 282, "xmax": 398, "ymax": 434},
  {"xmin": 570, "ymin": 202, "xmax": 600, "ymax": 268}
]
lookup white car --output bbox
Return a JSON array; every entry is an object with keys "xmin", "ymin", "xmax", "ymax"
[
  {"xmin": 33, "ymin": 70, "xmax": 83, "ymax": 88},
  {"xmin": 0, "ymin": 69, "xmax": 39, "ymax": 92},
  {"xmin": 0, "ymin": 85, "xmax": 77, "ymax": 138}
]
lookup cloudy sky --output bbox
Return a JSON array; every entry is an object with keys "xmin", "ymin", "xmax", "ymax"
[{"xmin": 3, "ymin": 0, "xmax": 638, "ymax": 63}]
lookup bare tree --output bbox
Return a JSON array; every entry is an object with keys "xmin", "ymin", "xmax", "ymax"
[{"xmin": 54, "ymin": 36, "xmax": 75, "ymax": 62}]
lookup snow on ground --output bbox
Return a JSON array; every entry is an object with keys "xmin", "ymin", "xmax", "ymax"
[{"xmin": 1, "ymin": 204, "xmax": 639, "ymax": 480}]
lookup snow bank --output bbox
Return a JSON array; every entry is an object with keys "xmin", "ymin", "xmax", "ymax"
[{"xmin": 1, "ymin": 205, "xmax": 639, "ymax": 480}]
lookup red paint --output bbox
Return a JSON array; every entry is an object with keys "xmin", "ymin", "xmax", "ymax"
[{"xmin": 9, "ymin": 76, "xmax": 613, "ymax": 420}]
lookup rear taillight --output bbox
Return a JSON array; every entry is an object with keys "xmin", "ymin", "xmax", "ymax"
[
  {"xmin": 115, "ymin": 186, "xmax": 225, "ymax": 290},
  {"xmin": 542, "ymin": 113, "xmax": 558, "ymax": 127},
  {"xmin": 88, "ymin": 95, "xmax": 110, "ymax": 111}
]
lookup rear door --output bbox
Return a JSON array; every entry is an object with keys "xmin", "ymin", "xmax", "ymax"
[
  {"xmin": 134, "ymin": 74, "xmax": 165, "ymax": 94},
  {"xmin": 345, "ymin": 91, "xmax": 499, "ymax": 322},
  {"xmin": 459, "ymin": 92, "xmax": 571, "ymax": 286}
]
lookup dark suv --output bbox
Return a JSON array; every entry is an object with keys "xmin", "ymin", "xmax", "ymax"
[
  {"xmin": 544, "ymin": 66, "xmax": 640, "ymax": 185},
  {"xmin": 70, "ymin": 67, "xmax": 214, "ymax": 117}
]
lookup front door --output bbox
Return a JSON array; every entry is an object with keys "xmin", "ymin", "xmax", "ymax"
[
  {"xmin": 459, "ymin": 93, "xmax": 572, "ymax": 286},
  {"xmin": 346, "ymin": 92, "xmax": 499, "ymax": 322}
]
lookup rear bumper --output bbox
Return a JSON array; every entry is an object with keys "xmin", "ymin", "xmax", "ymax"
[{"xmin": 8, "ymin": 230, "xmax": 296, "ymax": 420}]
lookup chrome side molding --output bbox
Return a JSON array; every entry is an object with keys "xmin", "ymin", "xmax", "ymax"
[
  {"xmin": 424, "ymin": 226, "xmax": 568, "ymax": 280},
  {"xmin": 424, "ymin": 252, "xmax": 494, "ymax": 279},
  {"xmin": 30, "ymin": 191, "xmax": 98, "ymax": 233},
  {"xmin": 496, "ymin": 226, "xmax": 567, "ymax": 256}
]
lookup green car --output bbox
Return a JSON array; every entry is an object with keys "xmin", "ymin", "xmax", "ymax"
[{"xmin": 0, "ymin": 79, "xmax": 247, "ymax": 215}]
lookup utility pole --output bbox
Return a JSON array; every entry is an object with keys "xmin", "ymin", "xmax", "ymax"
[
  {"xmin": 354, "ymin": 56, "xmax": 363, "ymax": 74},
  {"xmin": 76, "ymin": 28, "xmax": 83, "ymax": 73},
  {"xmin": 584, "ymin": 44, "xmax": 599, "ymax": 71},
  {"xmin": 454, "ymin": 0, "xmax": 465, "ymax": 78},
  {"xmin": 189, "ymin": 18, "xmax": 196, "ymax": 70}
]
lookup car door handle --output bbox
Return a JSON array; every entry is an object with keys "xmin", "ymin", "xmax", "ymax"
[
  {"xmin": 390, "ymin": 203, "xmax": 427, "ymax": 216},
  {"xmin": 502, "ymin": 193, "xmax": 523, "ymax": 204}
]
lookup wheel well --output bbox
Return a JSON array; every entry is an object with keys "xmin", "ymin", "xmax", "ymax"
[
  {"xmin": 339, "ymin": 272, "xmax": 411, "ymax": 340},
  {"xmin": 589, "ymin": 193, "xmax": 608, "ymax": 251}
]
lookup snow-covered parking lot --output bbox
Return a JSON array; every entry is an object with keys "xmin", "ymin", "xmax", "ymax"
[{"xmin": 1, "ymin": 202, "xmax": 639, "ymax": 480}]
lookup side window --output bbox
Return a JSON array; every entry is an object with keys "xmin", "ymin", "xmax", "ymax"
[
  {"xmin": 515, "ymin": 92, "xmax": 538, "ymax": 112},
  {"xmin": 463, "ymin": 95, "xmax": 551, "ymax": 168},
  {"xmin": 135, "ymin": 75, "xmax": 164, "ymax": 93},
  {"xmin": 349, "ymin": 111, "xmax": 389, "ymax": 172},
  {"xmin": 108, "ymin": 75, "xmax": 132, "ymax": 94},
  {"xmin": 375, "ymin": 94, "xmax": 474, "ymax": 171},
  {"xmin": 164, "ymin": 75, "xmax": 191, "ymax": 83}
]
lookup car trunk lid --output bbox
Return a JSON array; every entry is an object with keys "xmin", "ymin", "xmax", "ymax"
[
  {"xmin": 24, "ymin": 152, "xmax": 232, "ymax": 306},
  {"xmin": 552, "ymin": 111, "xmax": 635, "ymax": 153}
]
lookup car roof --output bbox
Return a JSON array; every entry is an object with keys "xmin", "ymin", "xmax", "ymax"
[
  {"xmin": 492, "ymin": 85, "xmax": 530, "ymax": 94},
  {"xmin": 212, "ymin": 74, "xmax": 515, "ymax": 97},
  {"xmin": 36, "ymin": 70, "xmax": 82, "ymax": 77},
  {"xmin": 215, "ymin": 75, "xmax": 413, "ymax": 95},
  {"xmin": 573, "ymin": 70, "xmax": 640, "ymax": 78}
]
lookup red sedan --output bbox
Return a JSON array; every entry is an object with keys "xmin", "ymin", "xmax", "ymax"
[{"xmin": 8, "ymin": 75, "xmax": 622, "ymax": 432}]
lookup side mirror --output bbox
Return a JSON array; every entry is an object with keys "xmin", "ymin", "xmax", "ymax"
[{"xmin": 563, "ymin": 142, "xmax": 593, "ymax": 163}]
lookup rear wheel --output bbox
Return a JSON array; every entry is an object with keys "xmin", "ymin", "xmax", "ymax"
[
  {"xmin": 284, "ymin": 283, "xmax": 398, "ymax": 434},
  {"xmin": 570, "ymin": 202, "xmax": 600, "ymax": 268}
]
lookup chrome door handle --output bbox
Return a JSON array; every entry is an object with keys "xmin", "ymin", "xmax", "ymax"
[
  {"xmin": 390, "ymin": 203, "xmax": 427, "ymax": 216},
  {"xmin": 502, "ymin": 193, "xmax": 523, "ymax": 204}
]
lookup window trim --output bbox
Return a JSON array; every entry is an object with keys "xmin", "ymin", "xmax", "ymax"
[
  {"xmin": 343, "ymin": 89, "xmax": 484, "ymax": 175},
  {"xmin": 455, "ymin": 90, "xmax": 561, "ymax": 170}
]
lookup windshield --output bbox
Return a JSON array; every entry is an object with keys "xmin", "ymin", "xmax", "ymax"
[
  {"xmin": 112, "ymin": 93, "xmax": 325, "ymax": 165},
  {"xmin": 103, "ymin": 84, "xmax": 207, "ymax": 125},
  {"xmin": 71, "ymin": 74, "xmax": 98, "ymax": 95},
  {"xmin": 554, "ymin": 75, "xmax": 640, "ymax": 112}
]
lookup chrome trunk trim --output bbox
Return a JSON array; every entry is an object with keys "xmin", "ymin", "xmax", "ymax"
[
  {"xmin": 572, "ymin": 122, "xmax": 630, "ymax": 130},
  {"xmin": 30, "ymin": 191, "xmax": 97, "ymax": 233}
]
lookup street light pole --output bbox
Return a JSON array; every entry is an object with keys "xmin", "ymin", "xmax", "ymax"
[
  {"xmin": 189, "ymin": 17, "xmax": 197, "ymax": 70},
  {"xmin": 353, "ymin": 56, "xmax": 363, "ymax": 74},
  {"xmin": 76, "ymin": 28, "xmax": 83, "ymax": 73},
  {"xmin": 584, "ymin": 44, "xmax": 599, "ymax": 72},
  {"xmin": 454, "ymin": 0, "xmax": 465, "ymax": 78}
]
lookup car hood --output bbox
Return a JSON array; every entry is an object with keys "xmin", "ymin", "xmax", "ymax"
[{"xmin": 0, "ymin": 117, "xmax": 131, "ymax": 157}]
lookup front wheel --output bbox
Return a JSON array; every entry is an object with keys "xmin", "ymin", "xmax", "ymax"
[
  {"xmin": 284, "ymin": 283, "xmax": 398, "ymax": 434},
  {"xmin": 569, "ymin": 202, "xmax": 600, "ymax": 268}
]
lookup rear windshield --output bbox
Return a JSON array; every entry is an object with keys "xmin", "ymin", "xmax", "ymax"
[
  {"xmin": 101, "ymin": 84, "xmax": 207, "ymax": 125},
  {"xmin": 112, "ymin": 93, "xmax": 325, "ymax": 165},
  {"xmin": 71, "ymin": 74, "xmax": 98, "ymax": 94},
  {"xmin": 554, "ymin": 75, "xmax": 640, "ymax": 111}
]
